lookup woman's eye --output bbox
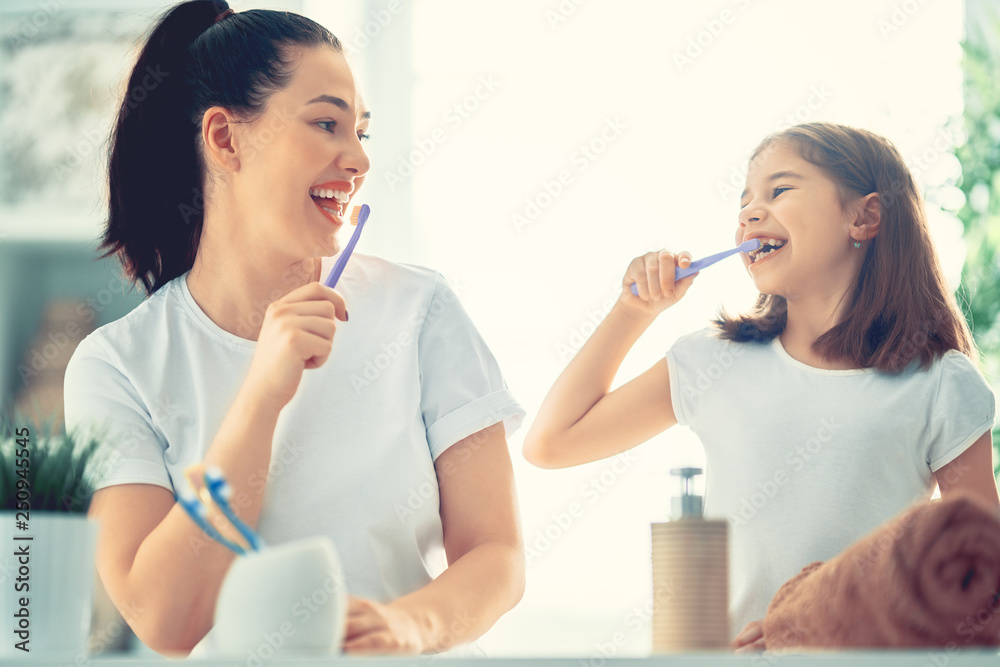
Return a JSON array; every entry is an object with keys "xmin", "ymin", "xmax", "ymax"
[
  {"xmin": 358, "ymin": 131, "xmax": 371, "ymax": 141},
  {"xmin": 772, "ymin": 186, "xmax": 790, "ymax": 198},
  {"xmin": 317, "ymin": 121, "xmax": 337, "ymax": 133}
]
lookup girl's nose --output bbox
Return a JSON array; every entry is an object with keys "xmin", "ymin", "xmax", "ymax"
[{"xmin": 739, "ymin": 204, "xmax": 765, "ymax": 227}]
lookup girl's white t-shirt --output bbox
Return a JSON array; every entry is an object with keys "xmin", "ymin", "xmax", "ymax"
[
  {"xmin": 63, "ymin": 253, "xmax": 524, "ymax": 655},
  {"xmin": 665, "ymin": 327, "xmax": 996, "ymax": 640}
]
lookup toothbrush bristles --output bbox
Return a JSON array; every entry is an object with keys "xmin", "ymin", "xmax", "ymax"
[{"xmin": 350, "ymin": 205, "xmax": 362, "ymax": 226}]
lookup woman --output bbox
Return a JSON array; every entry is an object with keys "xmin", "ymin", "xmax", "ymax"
[{"xmin": 63, "ymin": 1, "xmax": 525, "ymax": 656}]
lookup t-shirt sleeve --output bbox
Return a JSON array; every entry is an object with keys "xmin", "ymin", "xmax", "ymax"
[
  {"xmin": 63, "ymin": 335, "xmax": 173, "ymax": 492},
  {"xmin": 417, "ymin": 273, "xmax": 525, "ymax": 461},
  {"xmin": 664, "ymin": 328, "xmax": 718, "ymax": 429},
  {"xmin": 926, "ymin": 351, "xmax": 996, "ymax": 471}
]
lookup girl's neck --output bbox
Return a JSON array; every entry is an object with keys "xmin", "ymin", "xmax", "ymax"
[{"xmin": 780, "ymin": 294, "xmax": 858, "ymax": 370}]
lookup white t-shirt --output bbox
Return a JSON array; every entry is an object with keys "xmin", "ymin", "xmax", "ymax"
[
  {"xmin": 63, "ymin": 253, "xmax": 524, "ymax": 654},
  {"xmin": 665, "ymin": 327, "xmax": 995, "ymax": 640}
]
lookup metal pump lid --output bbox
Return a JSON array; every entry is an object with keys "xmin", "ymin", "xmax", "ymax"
[{"xmin": 670, "ymin": 467, "xmax": 704, "ymax": 519}]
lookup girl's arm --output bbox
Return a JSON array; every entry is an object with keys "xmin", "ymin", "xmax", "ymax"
[
  {"xmin": 935, "ymin": 431, "xmax": 1000, "ymax": 507},
  {"xmin": 523, "ymin": 250, "xmax": 695, "ymax": 468},
  {"xmin": 342, "ymin": 422, "xmax": 523, "ymax": 654}
]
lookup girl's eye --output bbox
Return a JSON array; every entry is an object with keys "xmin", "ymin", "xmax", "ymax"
[
  {"xmin": 358, "ymin": 131, "xmax": 371, "ymax": 141},
  {"xmin": 317, "ymin": 121, "xmax": 337, "ymax": 133},
  {"xmin": 772, "ymin": 186, "xmax": 790, "ymax": 198}
]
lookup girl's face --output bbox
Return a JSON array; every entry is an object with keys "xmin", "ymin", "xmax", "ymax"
[
  {"xmin": 736, "ymin": 141, "xmax": 867, "ymax": 299},
  {"xmin": 231, "ymin": 46, "xmax": 371, "ymax": 260}
]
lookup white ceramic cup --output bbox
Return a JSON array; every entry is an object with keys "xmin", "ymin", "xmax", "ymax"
[{"xmin": 213, "ymin": 536, "xmax": 348, "ymax": 656}]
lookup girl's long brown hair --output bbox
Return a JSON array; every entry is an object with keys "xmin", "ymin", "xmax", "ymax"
[{"xmin": 713, "ymin": 122, "xmax": 975, "ymax": 373}]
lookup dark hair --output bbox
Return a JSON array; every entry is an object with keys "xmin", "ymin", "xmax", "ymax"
[
  {"xmin": 100, "ymin": 1, "xmax": 341, "ymax": 296},
  {"xmin": 713, "ymin": 122, "xmax": 976, "ymax": 373}
]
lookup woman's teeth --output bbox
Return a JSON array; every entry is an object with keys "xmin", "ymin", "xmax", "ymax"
[
  {"xmin": 748, "ymin": 238, "xmax": 787, "ymax": 264},
  {"xmin": 309, "ymin": 187, "xmax": 349, "ymax": 204}
]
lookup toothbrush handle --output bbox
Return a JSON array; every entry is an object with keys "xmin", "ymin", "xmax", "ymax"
[
  {"xmin": 676, "ymin": 246, "xmax": 742, "ymax": 279},
  {"xmin": 323, "ymin": 205, "xmax": 370, "ymax": 289},
  {"xmin": 628, "ymin": 246, "xmax": 743, "ymax": 295}
]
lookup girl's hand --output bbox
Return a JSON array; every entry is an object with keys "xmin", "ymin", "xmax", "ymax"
[
  {"xmin": 342, "ymin": 596, "xmax": 425, "ymax": 654},
  {"xmin": 730, "ymin": 619, "xmax": 766, "ymax": 653},
  {"xmin": 243, "ymin": 282, "xmax": 347, "ymax": 411},
  {"xmin": 619, "ymin": 249, "xmax": 695, "ymax": 318}
]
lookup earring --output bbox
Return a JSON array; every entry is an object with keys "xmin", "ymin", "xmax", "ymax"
[{"xmin": 853, "ymin": 241, "xmax": 861, "ymax": 248}]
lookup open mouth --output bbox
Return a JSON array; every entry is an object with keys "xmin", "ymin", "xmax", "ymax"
[
  {"xmin": 748, "ymin": 237, "xmax": 788, "ymax": 265},
  {"xmin": 310, "ymin": 186, "xmax": 350, "ymax": 225}
]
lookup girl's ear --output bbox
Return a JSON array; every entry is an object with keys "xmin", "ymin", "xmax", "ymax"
[
  {"xmin": 202, "ymin": 106, "xmax": 240, "ymax": 174},
  {"xmin": 851, "ymin": 192, "xmax": 881, "ymax": 241}
]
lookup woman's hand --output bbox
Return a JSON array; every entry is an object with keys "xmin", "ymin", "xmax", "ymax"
[
  {"xmin": 618, "ymin": 250, "xmax": 695, "ymax": 318},
  {"xmin": 243, "ymin": 282, "xmax": 347, "ymax": 411},
  {"xmin": 342, "ymin": 596, "xmax": 425, "ymax": 654},
  {"xmin": 730, "ymin": 619, "xmax": 766, "ymax": 653}
]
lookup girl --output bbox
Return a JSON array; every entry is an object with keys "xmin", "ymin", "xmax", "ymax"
[
  {"xmin": 63, "ymin": 1, "xmax": 524, "ymax": 657},
  {"xmin": 523, "ymin": 122, "xmax": 999, "ymax": 651}
]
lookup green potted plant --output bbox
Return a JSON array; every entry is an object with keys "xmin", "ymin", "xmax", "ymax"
[{"xmin": 0, "ymin": 414, "xmax": 106, "ymax": 659}]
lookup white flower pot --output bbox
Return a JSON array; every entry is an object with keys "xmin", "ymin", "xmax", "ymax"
[
  {"xmin": 212, "ymin": 536, "xmax": 348, "ymax": 657},
  {"xmin": 0, "ymin": 512, "xmax": 100, "ymax": 659}
]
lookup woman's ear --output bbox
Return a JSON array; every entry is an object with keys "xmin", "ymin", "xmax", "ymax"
[
  {"xmin": 202, "ymin": 106, "xmax": 240, "ymax": 173},
  {"xmin": 851, "ymin": 192, "xmax": 881, "ymax": 241}
]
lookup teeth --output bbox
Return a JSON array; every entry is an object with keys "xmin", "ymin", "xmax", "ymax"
[{"xmin": 310, "ymin": 187, "xmax": 351, "ymax": 202}]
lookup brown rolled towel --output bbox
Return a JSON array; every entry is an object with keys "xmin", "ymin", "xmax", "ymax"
[{"xmin": 762, "ymin": 492, "xmax": 1000, "ymax": 650}]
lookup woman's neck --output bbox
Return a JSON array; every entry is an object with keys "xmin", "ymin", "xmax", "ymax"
[{"xmin": 186, "ymin": 223, "xmax": 321, "ymax": 341}]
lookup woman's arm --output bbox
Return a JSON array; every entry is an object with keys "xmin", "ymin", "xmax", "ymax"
[
  {"xmin": 88, "ymin": 282, "xmax": 346, "ymax": 655},
  {"xmin": 88, "ymin": 387, "xmax": 282, "ymax": 655},
  {"xmin": 342, "ymin": 422, "xmax": 523, "ymax": 654},
  {"xmin": 523, "ymin": 250, "xmax": 694, "ymax": 468},
  {"xmin": 935, "ymin": 430, "xmax": 1000, "ymax": 507}
]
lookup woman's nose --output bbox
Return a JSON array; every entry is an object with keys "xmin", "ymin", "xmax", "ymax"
[{"xmin": 338, "ymin": 139, "xmax": 371, "ymax": 177}]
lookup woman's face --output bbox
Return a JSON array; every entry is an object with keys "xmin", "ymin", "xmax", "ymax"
[
  {"xmin": 735, "ymin": 141, "xmax": 865, "ymax": 300},
  {"xmin": 231, "ymin": 46, "xmax": 371, "ymax": 260}
]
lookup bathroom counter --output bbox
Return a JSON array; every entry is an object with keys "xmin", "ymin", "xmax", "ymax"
[{"xmin": 11, "ymin": 653, "xmax": 999, "ymax": 666}]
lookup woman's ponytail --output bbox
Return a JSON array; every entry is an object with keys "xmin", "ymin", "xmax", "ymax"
[{"xmin": 101, "ymin": 1, "xmax": 339, "ymax": 296}]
